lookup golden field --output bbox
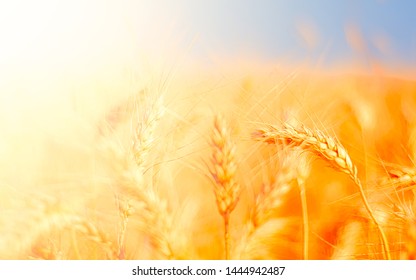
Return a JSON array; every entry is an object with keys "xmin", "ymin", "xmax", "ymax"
[
  {"xmin": 1, "ymin": 64, "xmax": 415, "ymax": 260},
  {"xmin": 0, "ymin": 0, "xmax": 415, "ymax": 260}
]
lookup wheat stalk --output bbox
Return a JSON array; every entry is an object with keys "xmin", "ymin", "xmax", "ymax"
[
  {"xmin": 209, "ymin": 115, "xmax": 241, "ymax": 260},
  {"xmin": 116, "ymin": 198, "xmax": 133, "ymax": 259},
  {"xmin": 296, "ymin": 151, "xmax": 311, "ymax": 260},
  {"xmin": 253, "ymin": 122, "xmax": 391, "ymax": 259}
]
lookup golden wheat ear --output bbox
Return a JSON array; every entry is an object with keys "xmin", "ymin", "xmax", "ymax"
[
  {"xmin": 209, "ymin": 114, "xmax": 241, "ymax": 260},
  {"xmin": 386, "ymin": 167, "xmax": 416, "ymax": 197},
  {"xmin": 253, "ymin": 122, "xmax": 391, "ymax": 260},
  {"xmin": 98, "ymin": 90, "xmax": 182, "ymax": 259}
]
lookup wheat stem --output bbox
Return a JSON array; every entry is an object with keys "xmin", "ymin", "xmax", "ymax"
[
  {"xmin": 298, "ymin": 180, "xmax": 309, "ymax": 260},
  {"xmin": 224, "ymin": 212, "xmax": 231, "ymax": 260}
]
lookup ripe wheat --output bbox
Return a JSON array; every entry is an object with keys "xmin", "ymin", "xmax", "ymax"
[
  {"xmin": 253, "ymin": 122, "xmax": 391, "ymax": 259},
  {"xmin": 209, "ymin": 115, "xmax": 241, "ymax": 260}
]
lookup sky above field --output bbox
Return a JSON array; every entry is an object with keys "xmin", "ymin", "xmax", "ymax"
[
  {"xmin": 0, "ymin": 0, "xmax": 415, "ymax": 74},
  {"xmin": 175, "ymin": 0, "xmax": 416, "ymax": 70}
]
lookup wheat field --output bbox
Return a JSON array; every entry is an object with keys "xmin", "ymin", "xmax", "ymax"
[
  {"xmin": 1, "ymin": 1, "xmax": 416, "ymax": 260},
  {"xmin": 1, "ymin": 65, "xmax": 415, "ymax": 260}
]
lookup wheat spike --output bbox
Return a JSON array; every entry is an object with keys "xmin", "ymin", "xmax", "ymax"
[
  {"xmin": 387, "ymin": 167, "xmax": 416, "ymax": 193},
  {"xmin": 98, "ymin": 91, "xmax": 179, "ymax": 259},
  {"xmin": 253, "ymin": 122, "xmax": 391, "ymax": 259},
  {"xmin": 132, "ymin": 92, "xmax": 164, "ymax": 168},
  {"xmin": 254, "ymin": 123, "xmax": 358, "ymax": 178},
  {"xmin": 210, "ymin": 115, "xmax": 241, "ymax": 259}
]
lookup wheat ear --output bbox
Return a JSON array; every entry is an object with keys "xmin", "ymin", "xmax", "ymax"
[
  {"xmin": 128, "ymin": 93, "xmax": 177, "ymax": 259},
  {"xmin": 132, "ymin": 93, "xmax": 164, "ymax": 168},
  {"xmin": 210, "ymin": 115, "xmax": 241, "ymax": 260},
  {"xmin": 100, "ymin": 92, "xmax": 178, "ymax": 259},
  {"xmin": 386, "ymin": 168, "xmax": 416, "ymax": 194},
  {"xmin": 253, "ymin": 122, "xmax": 391, "ymax": 260}
]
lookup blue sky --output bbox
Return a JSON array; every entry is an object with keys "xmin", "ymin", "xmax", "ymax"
[{"xmin": 168, "ymin": 0, "xmax": 416, "ymax": 68}]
